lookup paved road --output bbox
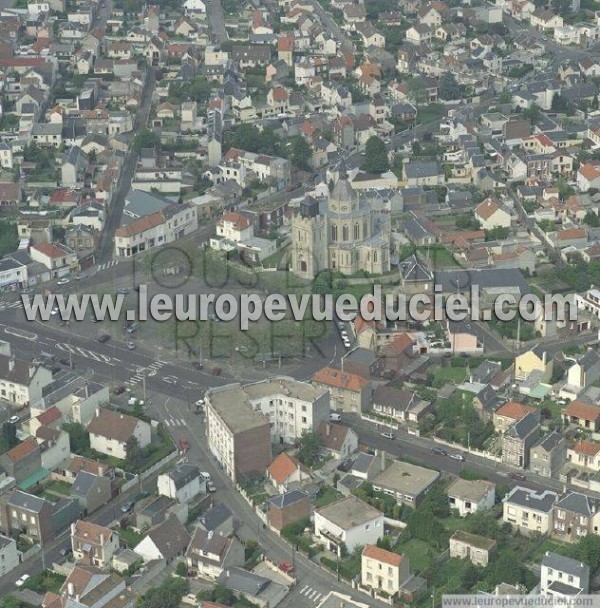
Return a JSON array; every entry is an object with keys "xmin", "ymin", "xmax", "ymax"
[
  {"xmin": 307, "ymin": 0, "xmax": 353, "ymax": 53},
  {"xmin": 96, "ymin": 69, "xmax": 156, "ymax": 263},
  {"xmin": 207, "ymin": 0, "xmax": 228, "ymax": 44}
]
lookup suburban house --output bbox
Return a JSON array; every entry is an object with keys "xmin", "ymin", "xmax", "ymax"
[
  {"xmin": 567, "ymin": 440, "xmax": 600, "ymax": 472},
  {"xmin": 186, "ymin": 528, "xmax": 244, "ymax": 580},
  {"xmin": 514, "ymin": 345, "xmax": 553, "ymax": 382},
  {"xmin": 552, "ymin": 492, "xmax": 600, "ymax": 543},
  {"xmin": 267, "ymin": 489, "xmax": 311, "ymax": 531},
  {"xmin": 0, "ymin": 438, "xmax": 42, "ymax": 484},
  {"xmin": 501, "ymin": 412, "xmax": 541, "ymax": 469},
  {"xmin": 314, "ymin": 496, "xmax": 384, "ymax": 555},
  {"xmin": 266, "ymin": 452, "xmax": 311, "ymax": 494},
  {"xmin": 30, "ymin": 242, "xmax": 78, "ymax": 279},
  {"xmin": 370, "ymin": 386, "xmax": 431, "ymax": 423},
  {"xmin": 4, "ymin": 490, "xmax": 54, "ymax": 543},
  {"xmin": 502, "ymin": 486, "xmax": 558, "ymax": 534},
  {"xmin": 562, "ymin": 400, "xmax": 600, "ymax": 432},
  {"xmin": 311, "ymin": 367, "xmax": 372, "ymax": 414},
  {"xmin": 157, "ymin": 464, "xmax": 204, "ymax": 504},
  {"xmin": 71, "ymin": 470, "xmax": 112, "ymax": 515},
  {"xmin": 372, "ymin": 461, "xmax": 440, "ymax": 508},
  {"xmin": 493, "ymin": 401, "xmax": 538, "ymax": 434},
  {"xmin": 446, "ymin": 478, "xmax": 496, "ymax": 517},
  {"xmin": 449, "ymin": 531, "xmax": 496, "ymax": 567},
  {"xmin": 317, "ymin": 422, "xmax": 359, "ymax": 459},
  {"xmin": 0, "ymin": 535, "xmax": 19, "ymax": 577},
  {"xmin": 71, "ymin": 520, "xmax": 119, "ymax": 569},
  {"xmin": 197, "ymin": 503, "xmax": 235, "ymax": 537},
  {"xmin": 566, "ymin": 350, "xmax": 600, "ymax": 390},
  {"xmin": 530, "ymin": 431, "xmax": 567, "ymax": 478},
  {"xmin": 474, "ymin": 198, "xmax": 511, "ymax": 229},
  {"xmin": 361, "ymin": 545, "xmax": 410, "ymax": 596},
  {"xmin": 86, "ymin": 408, "xmax": 151, "ymax": 460},
  {"xmin": 0, "ymin": 345, "xmax": 53, "ymax": 407},
  {"xmin": 540, "ymin": 551, "xmax": 590, "ymax": 597},
  {"xmin": 133, "ymin": 515, "xmax": 191, "ymax": 563}
]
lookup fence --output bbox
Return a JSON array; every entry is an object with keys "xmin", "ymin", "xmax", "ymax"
[
  {"xmin": 432, "ymin": 436, "xmax": 502, "ymax": 463},
  {"xmin": 139, "ymin": 449, "xmax": 179, "ymax": 481},
  {"xmin": 361, "ymin": 413, "xmax": 399, "ymax": 430}
]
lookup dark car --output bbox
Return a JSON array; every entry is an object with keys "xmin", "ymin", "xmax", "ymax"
[
  {"xmin": 337, "ymin": 459, "xmax": 353, "ymax": 472},
  {"xmin": 112, "ymin": 385, "xmax": 125, "ymax": 395},
  {"xmin": 192, "ymin": 361, "xmax": 204, "ymax": 370},
  {"xmin": 120, "ymin": 501, "xmax": 134, "ymax": 514},
  {"xmin": 59, "ymin": 545, "xmax": 72, "ymax": 558},
  {"xmin": 509, "ymin": 472, "xmax": 526, "ymax": 481},
  {"xmin": 431, "ymin": 447, "xmax": 447, "ymax": 456},
  {"xmin": 97, "ymin": 334, "xmax": 110, "ymax": 343}
]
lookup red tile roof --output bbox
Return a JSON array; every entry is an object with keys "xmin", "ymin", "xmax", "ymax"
[
  {"xmin": 572, "ymin": 440, "xmax": 600, "ymax": 457},
  {"xmin": 312, "ymin": 367, "xmax": 370, "ymax": 392},
  {"xmin": 564, "ymin": 400, "xmax": 600, "ymax": 422},
  {"xmin": 494, "ymin": 401, "xmax": 537, "ymax": 421},
  {"xmin": 267, "ymin": 453, "xmax": 302, "ymax": 484},
  {"xmin": 362, "ymin": 544, "xmax": 405, "ymax": 567}
]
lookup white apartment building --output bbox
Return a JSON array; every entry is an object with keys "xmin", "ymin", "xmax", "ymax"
[{"xmin": 241, "ymin": 378, "xmax": 330, "ymax": 444}]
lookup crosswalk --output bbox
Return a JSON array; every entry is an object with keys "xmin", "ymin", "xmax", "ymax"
[
  {"xmin": 96, "ymin": 260, "xmax": 119, "ymax": 272},
  {"xmin": 0, "ymin": 300, "xmax": 23, "ymax": 310},
  {"xmin": 298, "ymin": 585, "xmax": 323, "ymax": 604},
  {"xmin": 125, "ymin": 360, "xmax": 166, "ymax": 387},
  {"xmin": 55, "ymin": 342, "xmax": 119, "ymax": 365},
  {"xmin": 163, "ymin": 416, "xmax": 187, "ymax": 427}
]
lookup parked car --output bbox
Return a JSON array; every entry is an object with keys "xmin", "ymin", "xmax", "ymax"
[
  {"xmin": 112, "ymin": 385, "xmax": 125, "ymax": 395},
  {"xmin": 449, "ymin": 453, "xmax": 465, "ymax": 462},
  {"xmin": 380, "ymin": 431, "xmax": 396, "ymax": 440},
  {"xmin": 509, "ymin": 472, "xmax": 526, "ymax": 481},
  {"xmin": 97, "ymin": 334, "xmax": 110, "ymax": 343},
  {"xmin": 16, "ymin": 574, "xmax": 30, "ymax": 588},
  {"xmin": 431, "ymin": 447, "xmax": 447, "ymax": 456},
  {"xmin": 279, "ymin": 561, "xmax": 294, "ymax": 575},
  {"xmin": 206, "ymin": 482, "xmax": 216, "ymax": 493},
  {"xmin": 57, "ymin": 278, "xmax": 70, "ymax": 286},
  {"xmin": 59, "ymin": 545, "xmax": 72, "ymax": 558},
  {"xmin": 192, "ymin": 361, "xmax": 204, "ymax": 370},
  {"xmin": 116, "ymin": 287, "xmax": 129, "ymax": 295},
  {"xmin": 8, "ymin": 415, "xmax": 19, "ymax": 424},
  {"xmin": 120, "ymin": 501, "xmax": 134, "ymax": 514},
  {"xmin": 126, "ymin": 341, "xmax": 136, "ymax": 350}
]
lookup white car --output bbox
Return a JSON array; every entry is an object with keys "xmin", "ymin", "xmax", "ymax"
[
  {"xmin": 57, "ymin": 278, "xmax": 70, "ymax": 286},
  {"xmin": 449, "ymin": 453, "xmax": 465, "ymax": 462},
  {"xmin": 16, "ymin": 574, "xmax": 30, "ymax": 588},
  {"xmin": 8, "ymin": 415, "xmax": 19, "ymax": 424},
  {"xmin": 51, "ymin": 307, "xmax": 59, "ymax": 315},
  {"xmin": 126, "ymin": 341, "xmax": 136, "ymax": 350}
]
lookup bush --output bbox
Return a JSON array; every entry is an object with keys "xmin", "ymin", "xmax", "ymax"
[{"xmin": 175, "ymin": 562, "xmax": 188, "ymax": 577}]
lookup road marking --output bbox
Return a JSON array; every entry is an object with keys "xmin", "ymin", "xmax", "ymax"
[
  {"xmin": 124, "ymin": 361, "xmax": 167, "ymax": 387},
  {"xmin": 300, "ymin": 586, "xmax": 309, "ymax": 595},
  {"xmin": 55, "ymin": 343, "xmax": 119, "ymax": 365},
  {"xmin": 162, "ymin": 375, "xmax": 178, "ymax": 384},
  {"xmin": 5, "ymin": 327, "xmax": 37, "ymax": 341}
]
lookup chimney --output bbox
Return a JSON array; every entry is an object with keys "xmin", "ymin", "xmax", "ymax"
[
  {"xmin": 326, "ymin": 423, "xmax": 331, "ymax": 436},
  {"xmin": 95, "ymin": 408, "xmax": 100, "ymax": 418},
  {"xmin": 71, "ymin": 522, "xmax": 76, "ymax": 536},
  {"xmin": 29, "ymin": 363, "xmax": 36, "ymax": 378},
  {"xmin": 8, "ymin": 357, "xmax": 15, "ymax": 372},
  {"xmin": 525, "ymin": 494, "xmax": 530, "ymax": 501},
  {"xmin": 67, "ymin": 582, "xmax": 75, "ymax": 597},
  {"xmin": 380, "ymin": 449, "xmax": 386, "ymax": 472},
  {"xmin": 100, "ymin": 534, "xmax": 104, "ymax": 545},
  {"xmin": 208, "ymin": 530, "xmax": 213, "ymax": 539}
]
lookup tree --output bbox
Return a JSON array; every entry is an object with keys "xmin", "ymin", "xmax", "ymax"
[
  {"xmin": 174, "ymin": 562, "xmax": 188, "ymax": 577},
  {"xmin": 484, "ymin": 227, "xmax": 510, "ymax": 241},
  {"xmin": 137, "ymin": 578, "xmax": 190, "ymax": 608},
  {"xmin": 522, "ymin": 103, "xmax": 541, "ymax": 126},
  {"xmin": 133, "ymin": 128, "xmax": 160, "ymax": 152},
  {"xmin": 498, "ymin": 89, "xmax": 512, "ymax": 104},
  {"xmin": 362, "ymin": 136, "xmax": 389, "ymax": 174},
  {"xmin": 0, "ymin": 422, "xmax": 17, "ymax": 453},
  {"xmin": 297, "ymin": 431, "xmax": 320, "ymax": 467},
  {"xmin": 63, "ymin": 422, "xmax": 90, "ymax": 454},
  {"xmin": 126, "ymin": 436, "xmax": 143, "ymax": 466},
  {"xmin": 285, "ymin": 136, "xmax": 312, "ymax": 171},
  {"xmin": 577, "ymin": 534, "xmax": 600, "ymax": 575},
  {"xmin": 456, "ymin": 213, "xmax": 480, "ymax": 230},
  {"xmin": 439, "ymin": 72, "xmax": 463, "ymax": 101},
  {"xmin": 584, "ymin": 212, "xmax": 600, "ymax": 227}
]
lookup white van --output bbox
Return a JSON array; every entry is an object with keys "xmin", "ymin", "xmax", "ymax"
[{"xmin": 330, "ymin": 413, "xmax": 342, "ymax": 422}]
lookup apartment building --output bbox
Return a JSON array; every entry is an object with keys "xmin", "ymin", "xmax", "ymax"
[{"xmin": 204, "ymin": 384, "xmax": 272, "ymax": 482}]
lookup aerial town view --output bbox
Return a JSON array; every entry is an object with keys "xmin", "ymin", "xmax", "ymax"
[{"xmin": 2, "ymin": 0, "xmax": 600, "ymax": 607}]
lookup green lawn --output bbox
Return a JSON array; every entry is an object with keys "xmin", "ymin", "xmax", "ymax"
[
  {"xmin": 432, "ymin": 367, "xmax": 466, "ymax": 385},
  {"xmin": 44, "ymin": 480, "xmax": 71, "ymax": 496},
  {"xmin": 417, "ymin": 246, "xmax": 460, "ymax": 269},
  {"xmin": 528, "ymin": 538, "xmax": 577, "ymax": 563},
  {"xmin": 23, "ymin": 571, "xmax": 66, "ymax": 594},
  {"xmin": 394, "ymin": 538, "xmax": 436, "ymax": 572},
  {"xmin": 315, "ymin": 487, "xmax": 342, "ymax": 508},
  {"xmin": 118, "ymin": 527, "xmax": 143, "ymax": 548}
]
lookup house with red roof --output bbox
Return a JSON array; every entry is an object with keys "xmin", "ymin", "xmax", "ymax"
[
  {"xmin": 30, "ymin": 242, "xmax": 77, "ymax": 278},
  {"xmin": 567, "ymin": 440, "xmax": 600, "ymax": 472},
  {"xmin": 0, "ymin": 437, "xmax": 42, "ymax": 484},
  {"xmin": 493, "ymin": 401, "xmax": 538, "ymax": 434},
  {"xmin": 563, "ymin": 400, "xmax": 600, "ymax": 432},
  {"xmin": 311, "ymin": 366, "xmax": 372, "ymax": 413},
  {"xmin": 361, "ymin": 544, "xmax": 410, "ymax": 595},
  {"xmin": 266, "ymin": 453, "xmax": 311, "ymax": 493}
]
